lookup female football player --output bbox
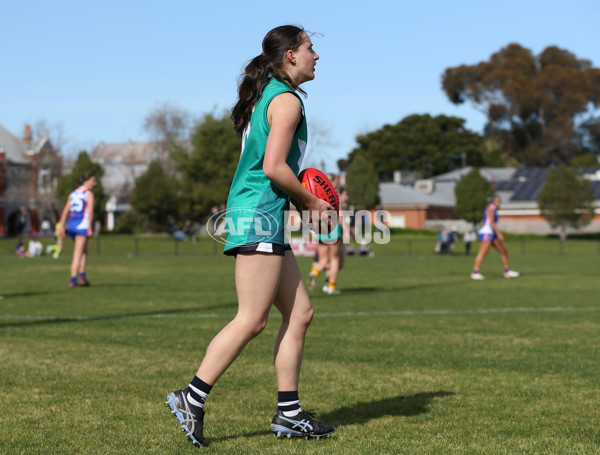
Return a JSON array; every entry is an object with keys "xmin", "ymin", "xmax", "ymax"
[
  {"xmin": 471, "ymin": 195, "xmax": 520, "ymax": 280},
  {"xmin": 308, "ymin": 189, "xmax": 346, "ymax": 294},
  {"xmin": 58, "ymin": 173, "xmax": 96, "ymax": 287},
  {"xmin": 166, "ymin": 25, "xmax": 335, "ymax": 447}
]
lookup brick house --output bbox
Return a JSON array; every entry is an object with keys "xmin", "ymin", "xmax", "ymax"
[
  {"xmin": 378, "ymin": 167, "xmax": 600, "ymax": 234},
  {"xmin": 0, "ymin": 124, "xmax": 62, "ymax": 236}
]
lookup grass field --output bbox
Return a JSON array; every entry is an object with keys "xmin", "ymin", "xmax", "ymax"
[{"xmin": 1, "ymin": 235, "xmax": 599, "ymax": 454}]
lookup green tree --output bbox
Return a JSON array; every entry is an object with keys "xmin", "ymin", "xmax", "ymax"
[
  {"xmin": 348, "ymin": 114, "xmax": 485, "ymax": 179},
  {"xmin": 130, "ymin": 160, "xmax": 180, "ymax": 229},
  {"xmin": 56, "ymin": 151, "xmax": 107, "ymax": 225},
  {"xmin": 537, "ymin": 166, "xmax": 595, "ymax": 241},
  {"xmin": 570, "ymin": 154, "xmax": 599, "ymax": 167},
  {"xmin": 172, "ymin": 112, "xmax": 241, "ymax": 219},
  {"xmin": 345, "ymin": 152, "xmax": 380, "ymax": 209},
  {"xmin": 454, "ymin": 169, "xmax": 495, "ymax": 227},
  {"xmin": 442, "ymin": 44, "xmax": 600, "ymax": 166}
]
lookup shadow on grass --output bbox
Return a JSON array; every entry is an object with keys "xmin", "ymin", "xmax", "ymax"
[
  {"xmin": 319, "ymin": 391, "xmax": 455, "ymax": 426},
  {"xmin": 310, "ymin": 281, "xmax": 467, "ymax": 299},
  {"xmin": 0, "ymin": 291, "xmax": 52, "ymax": 298},
  {"xmin": 0, "ymin": 303, "xmax": 238, "ymax": 329},
  {"xmin": 208, "ymin": 391, "xmax": 454, "ymax": 444}
]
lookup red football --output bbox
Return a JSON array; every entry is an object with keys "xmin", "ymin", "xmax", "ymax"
[{"xmin": 297, "ymin": 168, "xmax": 340, "ymax": 215}]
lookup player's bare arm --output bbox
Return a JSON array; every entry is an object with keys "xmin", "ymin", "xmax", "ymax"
[{"xmin": 264, "ymin": 92, "xmax": 331, "ymax": 214}]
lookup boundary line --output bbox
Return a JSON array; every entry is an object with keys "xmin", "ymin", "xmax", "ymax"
[{"xmin": 2, "ymin": 305, "xmax": 600, "ymax": 323}]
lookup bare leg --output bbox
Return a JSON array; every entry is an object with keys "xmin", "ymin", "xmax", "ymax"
[
  {"xmin": 195, "ymin": 252, "xmax": 283, "ymax": 385},
  {"xmin": 71, "ymin": 236, "xmax": 87, "ymax": 278},
  {"xmin": 473, "ymin": 241, "xmax": 492, "ymax": 271},
  {"xmin": 492, "ymin": 239, "xmax": 510, "ymax": 269},
  {"xmin": 314, "ymin": 243, "xmax": 329, "ymax": 272},
  {"xmin": 79, "ymin": 239, "xmax": 88, "ymax": 274},
  {"xmin": 325, "ymin": 243, "xmax": 340, "ymax": 284},
  {"xmin": 273, "ymin": 251, "xmax": 314, "ymax": 391}
]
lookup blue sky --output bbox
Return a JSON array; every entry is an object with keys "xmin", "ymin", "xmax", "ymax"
[{"xmin": 2, "ymin": 0, "xmax": 599, "ymax": 171}]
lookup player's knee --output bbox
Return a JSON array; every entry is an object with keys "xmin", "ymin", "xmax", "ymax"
[
  {"xmin": 249, "ymin": 318, "xmax": 268, "ymax": 337},
  {"xmin": 296, "ymin": 306, "xmax": 314, "ymax": 329},
  {"xmin": 236, "ymin": 315, "xmax": 268, "ymax": 339}
]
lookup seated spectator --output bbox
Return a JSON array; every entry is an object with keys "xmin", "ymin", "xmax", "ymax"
[
  {"xmin": 27, "ymin": 238, "xmax": 43, "ymax": 257},
  {"xmin": 15, "ymin": 238, "xmax": 27, "ymax": 258}
]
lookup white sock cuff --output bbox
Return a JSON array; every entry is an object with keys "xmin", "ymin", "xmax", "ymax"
[
  {"xmin": 278, "ymin": 399, "xmax": 300, "ymax": 407},
  {"xmin": 186, "ymin": 392, "xmax": 204, "ymax": 407},
  {"xmin": 189, "ymin": 383, "xmax": 209, "ymax": 399}
]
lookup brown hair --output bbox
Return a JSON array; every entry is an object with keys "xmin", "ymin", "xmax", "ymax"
[
  {"xmin": 231, "ymin": 25, "xmax": 308, "ymax": 134},
  {"xmin": 78, "ymin": 172, "xmax": 94, "ymax": 185}
]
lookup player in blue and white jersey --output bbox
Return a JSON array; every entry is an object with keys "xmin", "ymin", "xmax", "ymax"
[
  {"xmin": 471, "ymin": 195, "xmax": 519, "ymax": 280},
  {"xmin": 58, "ymin": 173, "xmax": 96, "ymax": 288}
]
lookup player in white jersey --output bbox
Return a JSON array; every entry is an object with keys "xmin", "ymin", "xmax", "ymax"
[
  {"xmin": 59, "ymin": 173, "xmax": 96, "ymax": 288},
  {"xmin": 471, "ymin": 195, "xmax": 519, "ymax": 280}
]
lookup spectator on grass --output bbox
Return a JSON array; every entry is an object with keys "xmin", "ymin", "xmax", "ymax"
[
  {"xmin": 448, "ymin": 226, "xmax": 460, "ymax": 253},
  {"xmin": 438, "ymin": 226, "xmax": 450, "ymax": 255},
  {"xmin": 167, "ymin": 215, "xmax": 186, "ymax": 241},
  {"xmin": 27, "ymin": 237, "xmax": 43, "ymax": 257},
  {"xmin": 463, "ymin": 229, "xmax": 476, "ymax": 256},
  {"xmin": 15, "ymin": 237, "xmax": 27, "ymax": 258}
]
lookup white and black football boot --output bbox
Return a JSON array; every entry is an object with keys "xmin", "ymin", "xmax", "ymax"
[
  {"xmin": 270, "ymin": 409, "xmax": 334, "ymax": 439},
  {"xmin": 166, "ymin": 388, "xmax": 208, "ymax": 448}
]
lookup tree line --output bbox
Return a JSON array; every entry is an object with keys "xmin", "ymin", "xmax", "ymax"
[{"xmin": 57, "ymin": 42, "xmax": 599, "ymax": 236}]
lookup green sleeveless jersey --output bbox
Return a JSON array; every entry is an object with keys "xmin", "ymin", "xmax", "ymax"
[
  {"xmin": 318, "ymin": 220, "xmax": 343, "ymax": 243},
  {"xmin": 224, "ymin": 78, "xmax": 307, "ymax": 254}
]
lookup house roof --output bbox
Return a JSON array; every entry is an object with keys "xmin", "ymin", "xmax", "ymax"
[
  {"xmin": 432, "ymin": 166, "xmax": 516, "ymax": 183},
  {"xmin": 379, "ymin": 166, "xmax": 600, "ymax": 208},
  {"xmin": 0, "ymin": 124, "xmax": 31, "ymax": 164},
  {"xmin": 379, "ymin": 181, "xmax": 455, "ymax": 207}
]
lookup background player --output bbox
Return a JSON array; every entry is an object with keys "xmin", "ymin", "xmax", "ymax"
[
  {"xmin": 58, "ymin": 173, "xmax": 96, "ymax": 288},
  {"xmin": 471, "ymin": 195, "xmax": 519, "ymax": 280},
  {"xmin": 308, "ymin": 212, "xmax": 345, "ymax": 294}
]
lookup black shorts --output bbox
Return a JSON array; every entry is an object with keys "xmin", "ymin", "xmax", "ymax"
[{"xmin": 224, "ymin": 242, "xmax": 292, "ymax": 257}]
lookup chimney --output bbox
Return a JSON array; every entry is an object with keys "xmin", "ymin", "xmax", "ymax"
[{"xmin": 23, "ymin": 124, "xmax": 33, "ymax": 142}]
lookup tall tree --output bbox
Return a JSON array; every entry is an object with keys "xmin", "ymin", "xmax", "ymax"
[
  {"xmin": 130, "ymin": 160, "xmax": 180, "ymax": 229},
  {"xmin": 171, "ymin": 112, "xmax": 241, "ymax": 219},
  {"xmin": 537, "ymin": 166, "xmax": 595, "ymax": 241},
  {"xmin": 345, "ymin": 152, "xmax": 380, "ymax": 209},
  {"xmin": 454, "ymin": 169, "xmax": 495, "ymax": 228},
  {"xmin": 143, "ymin": 102, "xmax": 191, "ymax": 174},
  {"xmin": 56, "ymin": 151, "xmax": 107, "ymax": 225},
  {"xmin": 442, "ymin": 44, "xmax": 600, "ymax": 166},
  {"xmin": 347, "ymin": 114, "xmax": 485, "ymax": 179}
]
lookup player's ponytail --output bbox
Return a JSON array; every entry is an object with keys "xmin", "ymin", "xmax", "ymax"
[
  {"xmin": 78, "ymin": 172, "xmax": 94, "ymax": 185},
  {"xmin": 231, "ymin": 25, "xmax": 307, "ymax": 134}
]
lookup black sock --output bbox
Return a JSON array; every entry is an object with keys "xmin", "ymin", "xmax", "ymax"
[
  {"xmin": 278, "ymin": 391, "xmax": 301, "ymax": 417},
  {"xmin": 187, "ymin": 376, "xmax": 212, "ymax": 408}
]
